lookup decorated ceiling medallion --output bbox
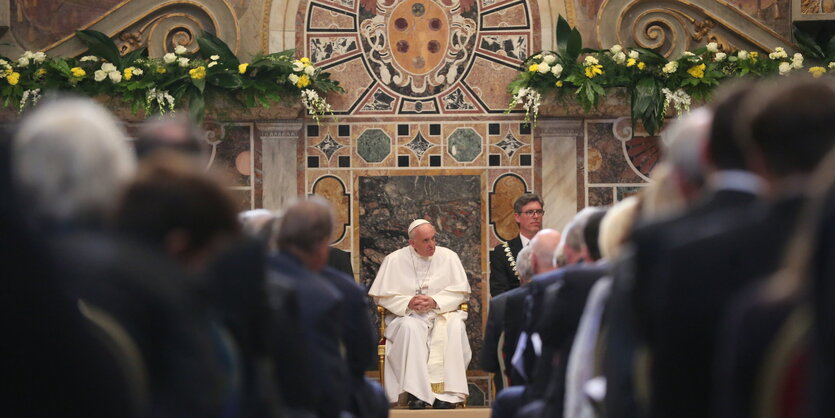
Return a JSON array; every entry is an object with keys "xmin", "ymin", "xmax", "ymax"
[{"xmin": 359, "ymin": 0, "xmax": 477, "ymax": 98}]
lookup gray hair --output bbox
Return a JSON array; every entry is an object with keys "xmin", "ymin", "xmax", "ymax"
[
  {"xmin": 276, "ymin": 196, "xmax": 334, "ymax": 253},
  {"xmin": 13, "ymin": 97, "xmax": 135, "ymax": 225},
  {"xmin": 661, "ymin": 107, "xmax": 712, "ymax": 187},
  {"xmin": 560, "ymin": 206, "xmax": 606, "ymax": 253},
  {"xmin": 516, "ymin": 245, "xmax": 534, "ymax": 283},
  {"xmin": 599, "ymin": 197, "xmax": 640, "ymax": 260}
]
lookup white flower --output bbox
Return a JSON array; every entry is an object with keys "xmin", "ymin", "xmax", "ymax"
[
  {"xmin": 178, "ymin": 57, "xmax": 190, "ymax": 67},
  {"xmin": 292, "ymin": 60, "xmax": 304, "ymax": 72},
  {"xmin": 662, "ymin": 61, "xmax": 678, "ymax": 73},
  {"xmin": 210, "ymin": 55, "xmax": 220, "ymax": 61},
  {"xmin": 538, "ymin": 62, "xmax": 550, "ymax": 73},
  {"xmin": 583, "ymin": 55, "xmax": 599, "ymax": 66},
  {"xmin": 779, "ymin": 62, "xmax": 792, "ymax": 75},
  {"xmin": 706, "ymin": 42, "xmax": 719, "ymax": 53},
  {"xmin": 543, "ymin": 54, "xmax": 556, "ymax": 64},
  {"xmin": 101, "ymin": 62, "xmax": 117, "ymax": 73},
  {"xmin": 80, "ymin": 55, "xmax": 98, "ymax": 62},
  {"xmin": 661, "ymin": 88, "xmax": 692, "ymax": 115},
  {"xmin": 532, "ymin": 54, "xmax": 542, "ymax": 60},
  {"xmin": 17, "ymin": 57, "xmax": 29, "ymax": 67},
  {"xmin": 174, "ymin": 45, "xmax": 187, "ymax": 55},
  {"xmin": 612, "ymin": 51, "xmax": 626, "ymax": 64},
  {"xmin": 792, "ymin": 53, "xmax": 804, "ymax": 69},
  {"xmin": 516, "ymin": 87, "xmax": 528, "ymax": 99},
  {"xmin": 94, "ymin": 70, "xmax": 107, "ymax": 82},
  {"xmin": 609, "ymin": 44, "xmax": 623, "ymax": 54},
  {"xmin": 551, "ymin": 63, "xmax": 563, "ymax": 77},
  {"xmin": 769, "ymin": 47, "xmax": 788, "ymax": 60},
  {"xmin": 208, "ymin": 61, "xmax": 217, "ymax": 68},
  {"xmin": 288, "ymin": 74, "xmax": 300, "ymax": 84},
  {"xmin": 303, "ymin": 64, "xmax": 315, "ymax": 75},
  {"xmin": 22, "ymin": 51, "xmax": 35, "ymax": 60},
  {"xmin": 829, "ymin": 62, "xmax": 835, "ymax": 70},
  {"xmin": 33, "ymin": 52, "xmax": 46, "ymax": 64},
  {"xmin": 738, "ymin": 50, "xmax": 749, "ymax": 60},
  {"xmin": 714, "ymin": 52, "xmax": 726, "ymax": 62},
  {"xmin": 108, "ymin": 71, "xmax": 122, "ymax": 83},
  {"xmin": 132, "ymin": 68, "xmax": 143, "ymax": 76},
  {"xmin": 628, "ymin": 50, "xmax": 639, "ymax": 59},
  {"xmin": 163, "ymin": 53, "xmax": 176, "ymax": 64},
  {"xmin": 683, "ymin": 51, "xmax": 695, "ymax": 57}
]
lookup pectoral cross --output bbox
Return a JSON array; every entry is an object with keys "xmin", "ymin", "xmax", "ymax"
[{"xmin": 415, "ymin": 285, "xmax": 428, "ymax": 295}]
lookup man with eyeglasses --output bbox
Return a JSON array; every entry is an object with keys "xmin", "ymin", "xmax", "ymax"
[{"xmin": 489, "ymin": 193, "xmax": 545, "ymax": 297}]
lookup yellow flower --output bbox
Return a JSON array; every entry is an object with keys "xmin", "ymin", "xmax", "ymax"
[
  {"xmin": 584, "ymin": 64, "xmax": 603, "ymax": 78},
  {"xmin": 123, "ymin": 67, "xmax": 133, "ymax": 80},
  {"xmin": 749, "ymin": 51, "xmax": 758, "ymax": 60},
  {"xmin": 637, "ymin": 62, "xmax": 646, "ymax": 70},
  {"xmin": 687, "ymin": 63, "xmax": 706, "ymax": 79},
  {"xmin": 36, "ymin": 68, "xmax": 47, "ymax": 77},
  {"xmin": 555, "ymin": 81, "xmax": 563, "ymax": 87},
  {"xmin": 70, "ymin": 67, "xmax": 85, "ymax": 78},
  {"xmin": 188, "ymin": 66, "xmax": 206, "ymax": 80},
  {"xmin": 809, "ymin": 66, "xmax": 827, "ymax": 78},
  {"xmin": 626, "ymin": 58, "xmax": 636, "ymax": 67},
  {"xmin": 7, "ymin": 72, "xmax": 20, "ymax": 85},
  {"xmin": 238, "ymin": 63, "xmax": 249, "ymax": 74},
  {"xmin": 300, "ymin": 57, "xmax": 311, "ymax": 64},
  {"xmin": 529, "ymin": 64, "xmax": 539, "ymax": 72},
  {"xmin": 157, "ymin": 67, "xmax": 167, "ymax": 74},
  {"xmin": 296, "ymin": 74, "xmax": 311, "ymax": 88}
]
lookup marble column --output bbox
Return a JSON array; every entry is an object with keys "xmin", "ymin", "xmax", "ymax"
[
  {"xmin": 538, "ymin": 118, "xmax": 583, "ymax": 232},
  {"xmin": 257, "ymin": 121, "xmax": 303, "ymax": 210}
]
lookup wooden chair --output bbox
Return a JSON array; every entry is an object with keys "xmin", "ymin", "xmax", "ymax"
[{"xmin": 376, "ymin": 303, "xmax": 469, "ymax": 390}]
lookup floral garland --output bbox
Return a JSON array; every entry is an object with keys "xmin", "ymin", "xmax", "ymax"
[
  {"xmin": 506, "ymin": 16, "xmax": 835, "ymax": 134},
  {"xmin": 0, "ymin": 30, "xmax": 343, "ymax": 123}
]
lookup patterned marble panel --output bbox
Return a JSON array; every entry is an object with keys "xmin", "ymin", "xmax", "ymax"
[
  {"xmin": 314, "ymin": 134, "xmax": 344, "ymax": 161},
  {"xmin": 404, "ymin": 131, "xmax": 435, "ymax": 161},
  {"xmin": 308, "ymin": 4, "xmax": 357, "ymax": 31},
  {"xmin": 358, "ymin": 88, "xmax": 398, "ymax": 113},
  {"xmin": 311, "ymin": 175, "xmax": 351, "ymax": 244},
  {"xmin": 321, "ymin": 57, "xmax": 374, "ymax": 113},
  {"xmin": 464, "ymin": 56, "xmax": 523, "ymax": 111},
  {"xmin": 489, "ymin": 173, "xmax": 526, "ymax": 242},
  {"xmin": 441, "ymin": 88, "xmax": 481, "ymax": 113},
  {"xmin": 478, "ymin": 33, "xmax": 530, "ymax": 62},
  {"xmin": 448, "ymin": 128, "xmax": 484, "ymax": 163},
  {"xmin": 399, "ymin": 99, "xmax": 440, "ymax": 115},
  {"xmin": 358, "ymin": 175, "xmax": 484, "ymax": 369},
  {"xmin": 588, "ymin": 187, "xmax": 614, "ymax": 207},
  {"xmin": 211, "ymin": 124, "xmax": 253, "ymax": 188},
  {"xmin": 480, "ymin": 2, "xmax": 530, "ymax": 29},
  {"xmin": 626, "ymin": 135, "xmax": 661, "ymax": 180},
  {"xmin": 357, "ymin": 128, "xmax": 393, "ymax": 163},
  {"xmin": 587, "ymin": 122, "xmax": 645, "ymax": 184},
  {"xmin": 617, "ymin": 186, "xmax": 644, "ymax": 202},
  {"xmin": 308, "ymin": 35, "xmax": 360, "ymax": 64}
]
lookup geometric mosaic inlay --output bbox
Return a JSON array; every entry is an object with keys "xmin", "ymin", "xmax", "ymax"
[
  {"xmin": 357, "ymin": 128, "xmax": 392, "ymax": 163},
  {"xmin": 405, "ymin": 131, "xmax": 433, "ymax": 160},
  {"xmin": 448, "ymin": 128, "xmax": 482, "ymax": 162},
  {"xmin": 314, "ymin": 134, "xmax": 344, "ymax": 161},
  {"xmin": 495, "ymin": 131, "xmax": 524, "ymax": 157}
]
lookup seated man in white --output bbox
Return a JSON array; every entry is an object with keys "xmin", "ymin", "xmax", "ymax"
[{"xmin": 369, "ymin": 219, "xmax": 471, "ymax": 409}]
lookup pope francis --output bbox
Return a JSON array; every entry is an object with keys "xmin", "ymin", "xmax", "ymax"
[{"xmin": 368, "ymin": 219, "xmax": 471, "ymax": 409}]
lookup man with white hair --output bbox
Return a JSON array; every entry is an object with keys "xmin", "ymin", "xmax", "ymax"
[{"xmin": 369, "ymin": 219, "xmax": 471, "ymax": 409}]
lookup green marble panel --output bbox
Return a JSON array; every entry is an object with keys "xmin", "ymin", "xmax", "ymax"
[
  {"xmin": 356, "ymin": 128, "xmax": 392, "ymax": 163},
  {"xmin": 448, "ymin": 128, "xmax": 482, "ymax": 162}
]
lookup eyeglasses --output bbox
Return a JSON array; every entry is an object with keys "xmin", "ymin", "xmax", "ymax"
[{"xmin": 519, "ymin": 209, "xmax": 545, "ymax": 216}]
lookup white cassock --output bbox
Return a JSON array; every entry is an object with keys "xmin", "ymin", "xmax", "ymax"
[{"xmin": 368, "ymin": 245, "xmax": 471, "ymax": 404}]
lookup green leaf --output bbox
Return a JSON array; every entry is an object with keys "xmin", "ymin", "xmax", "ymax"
[
  {"xmin": 208, "ymin": 72, "xmax": 242, "ymax": 89},
  {"xmin": 76, "ymin": 30, "xmax": 122, "ymax": 66},
  {"xmin": 826, "ymin": 34, "xmax": 835, "ymax": 60},
  {"xmin": 123, "ymin": 48, "xmax": 147, "ymax": 66},
  {"xmin": 556, "ymin": 15, "xmax": 571, "ymax": 55},
  {"xmin": 633, "ymin": 47, "xmax": 666, "ymax": 65},
  {"xmin": 793, "ymin": 26, "xmax": 825, "ymax": 60},
  {"xmin": 192, "ymin": 77, "xmax": 206, "ymax": 93},
  {"xmin": 188, "ymin": 88, "xmax": 205, "ymax": 123},
  {"xmin": 566, "ymin": 28, "xmax": 582, "ymax": 62},
  {"xmin": 197, "ymin": 31, "xmax": 240, "ymax": 66}
]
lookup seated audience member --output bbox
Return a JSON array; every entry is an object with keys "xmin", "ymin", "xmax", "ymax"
[
  {"xmin": 483, "ymin": 245, "xmax": 534, "ymax": 391},
  {"xmin": 490, "ymin": 193, "xmax": 545, "ymax": 296},
  {"xmin": 132, "ymin": 113, "xmax": 209, "ymax": 162},
  {"xmin": 12, "ymin": 97, "xmax": 225, "ymax": 417},
  {"xmin": 267, "ymin": 197, "xmax": 351, "ymax": 418},
  {"xmin": 646, "ymin": 77, "xmax": 835, "ymax": 418},
  {"xmin": 369, "ymin": 219, "xmax": 471, "ymax": 409}
]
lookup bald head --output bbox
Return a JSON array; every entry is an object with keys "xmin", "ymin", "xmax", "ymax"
[
  {"xmin": 530, "ymin": 228, "xmax": 561, "ymax": 275},
  {"xmin": 276, "ymin": 196, "xmax": 334, "ymax": 271}
]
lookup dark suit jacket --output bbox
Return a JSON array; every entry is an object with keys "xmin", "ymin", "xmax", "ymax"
[
  {"xmin": 490, "ymin": 236, "xmax": 523, "ymax": 296},
  {"xmin": 503, "ymin": 285, "xmax": 532, "ymax": 385},
  {"xmin": 483, "ymin": 291, "xmax": 510, "ymax": 375},
  {"xmin": 267, "ymin": 252, "xmax": 348, "ymax": 418},
  {"xmin": 646, "ymin": 196, "xmax": 804, "ymax": 418},
  {"xmin": 327, "ymin": 247, "xmax": 355, "ymax": 279}
]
